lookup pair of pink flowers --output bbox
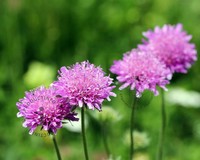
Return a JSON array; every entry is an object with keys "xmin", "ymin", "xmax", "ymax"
[
  {"xmin": 111, "ymin": 23, "xmax": 197, "ymax": 97},
  {"xmin": 16, "ymin": 61, "xmax": 116, "ymax": 134},
  {"xmin": 16, "ymin": 23, "xmax": 197, "ymax": 134}
]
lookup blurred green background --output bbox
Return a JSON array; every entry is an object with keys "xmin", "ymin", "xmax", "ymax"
[{"xmin": 0, "ymin": 0, "xmax": 200, "ymax": 159}]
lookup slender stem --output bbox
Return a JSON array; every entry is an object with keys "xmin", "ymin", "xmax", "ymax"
[
  {"xmin": 130, "ymin": 96, "xmax": 137, "ymax": 160},
  {"xmin": 102, "ymin": 122, "xmax": 110, "ymax": 157},
  {"xmin": 52, "ymin": 135, "xmax": 62, "ymax": 160},
  {"xmin": 157, "ymin": 89, "xmax": 166, "ymax": 160},
  {"xmin": 81, "ymin": 107, "xmax": 89, "ymax": 160}
]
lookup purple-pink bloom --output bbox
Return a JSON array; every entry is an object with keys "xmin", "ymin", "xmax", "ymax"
[
  {"xmin": 16, "ymin": 86, "xmax": 78, "ymax": 135},
  {"xmin": 110, "ymin": 49, "xmax": 172, "ymax": 97},
  {"xmin": 52, "ymin": 61, "xmax": 116, "ymax": 111},
  {"xmin": 138, "ymin": 23, "xmax": 197, "ymax": 73}
]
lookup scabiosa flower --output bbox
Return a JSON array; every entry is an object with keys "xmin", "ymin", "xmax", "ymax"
[
  {"xmin": 110, "ymin": 49, "xmax": 172, "ymax": 97},
  {"xmin": 16, "ymin": 86, "xmax": 78, "ymax": 135},
  {"xmin": 52, "ymin": 61, "xmax": 116, "ymax": 111},
  {"xmin": 138, "ymin": 23, "xmax": 197, "ymax": 73}
]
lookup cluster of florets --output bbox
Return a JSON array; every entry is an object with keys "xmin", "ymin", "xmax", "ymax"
[
  {"xmin": 110, "ymin": 49, "xmax": 172, "ymax": 97},
  {"xmin": 52, "ymin": 61, "xmax": 116, "ymax": 111},
  {"xmin": 16, "ymin": 86, "xmax": 79, "ymax": 134},
  {"xmin": 138, "ymin": 24, "xmax": 197, "ymax": 73}
]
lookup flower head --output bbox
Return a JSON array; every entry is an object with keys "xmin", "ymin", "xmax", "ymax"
[
  {"xmin": 16, "ymin": 86, "xmax": 78, "ymax": 135},
  {"xmin": 138, "ymin": 24, "xmax": 197, "ymax": 73},
  {"xmin": 52, "ymin": 61, "xmax": 116, "ymax": 111},
  {"xmin": 110, "ymin": 49, "xmax": 171, "ymax": 97}
]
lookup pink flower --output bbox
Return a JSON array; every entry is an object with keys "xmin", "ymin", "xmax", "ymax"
[
  {"xmin": 110, "ymin": 49, "xmax": 171, "ymax": 97},
  {"xmin": 52, "ymin": 61, "xmax": 116, "ymax": 111},
  {"xmin": 16, "ymin": 86, "xmax": 78, "ymax": 135},
  {"xmin": 138, "ymin": 24, "xmax": 197, "ymax": 73}
]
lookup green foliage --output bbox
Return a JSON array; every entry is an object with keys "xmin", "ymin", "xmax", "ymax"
[{"xmin": 0, "ymin": 0, "xmax": 200, "ymax": 159}]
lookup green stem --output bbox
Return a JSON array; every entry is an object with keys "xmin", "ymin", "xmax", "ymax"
[
  {"xmin": 102, "ymin": 122, "xmax": 110, "ymax": 157},
  {"xmin": 52, "ymin": 135, "xmax": 62, "ymax": 160},
  {"xmin": 130, "ymin": 96, "xmax": 137, "ymax": 160},
  {"xmin": 157, "ymin": 89, "xmax": 166, "ymax": 160},
  {"xmin": 81, "ymin": 107, "xmax": 89, "ymax": 160}
]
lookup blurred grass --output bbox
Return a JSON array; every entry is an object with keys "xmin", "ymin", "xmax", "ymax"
[{"xmin": 0, "ymin": 0, "xmax": 200, "ymax": 159}]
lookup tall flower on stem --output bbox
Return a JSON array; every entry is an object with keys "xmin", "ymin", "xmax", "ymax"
[
  {"xmin": 139, "ymin": 24, "xmax": 197, "ymax": 160},
  {"xmin": 53, "ymin": 61, "xmax": 116, "ymax": 160},
  {"xmin": 110, "ymin": 49, "xmax": 171, "ymax": 160},
  {"xmin": 16, "ymin": 86, "xmax": 78, "ymax": 160}
]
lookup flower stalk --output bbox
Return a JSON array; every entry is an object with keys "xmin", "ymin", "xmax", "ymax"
[
  {"xmin": 81, "ymin": 106, "xmax": 89, "ymax": 160},
  {"xmin": 102, "ymin": 122, "xmax": 110, "ymax": 157},
  {"xmin": 157, "ymin": 89, "xmax": 166, "ymax": 160},
  {"xmin": 53, "ymin": 135, "xmax": 62, "ymax": 160},
  {"xmin": 130, "ymin": 95, "xmax": 137, "ymax": 160}
]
